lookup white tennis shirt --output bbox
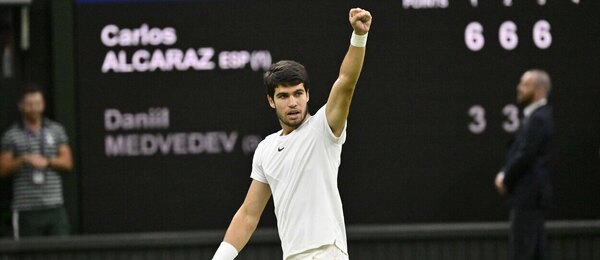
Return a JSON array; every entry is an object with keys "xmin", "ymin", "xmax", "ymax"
[{"xmin": 251, "ymin": 105, "xmax": 348, "ymax": 259}]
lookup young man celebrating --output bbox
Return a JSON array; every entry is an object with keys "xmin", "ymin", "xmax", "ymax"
[{"xmin": 212, "ymin": 8, "xmax": 372, "ymax": 260}]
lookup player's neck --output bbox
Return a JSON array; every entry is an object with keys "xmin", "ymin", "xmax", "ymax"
[
  {"xmin": 280, "ymin": 123, "xmax": 299, "ymax": 136},
  {"xmin": 280, "ymin": 114, "xmax": 311, "ymax": 136}
]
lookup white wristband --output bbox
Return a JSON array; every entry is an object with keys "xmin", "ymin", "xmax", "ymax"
[
  {"xmin": 350, "ymin": 31, "xmax": 368, "ymax": 47},
  {"xmin": 212, "ymin": 241, "xmax": 238, "ymax": 260}
]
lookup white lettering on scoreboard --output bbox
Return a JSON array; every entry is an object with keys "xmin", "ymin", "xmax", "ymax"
[
  {"xmin": 105, "ymin": 132, "xmax": 239, "ymax": 156},
  {"xmin": 101, "ymin": 24, "xmax": 177, "ymax": 47},
  {"xmin": 100, "ymin": 24, "xmax": 272, "ymax": 73},
  {"xmin": 105, "ymin": 108, "xmax": 169, "ymax": 131},
  {"xmin": 103, "ymin": 108, "xmax": 262, "ymax": 157},
  {"xmin": 402, "ymin": 0, "xmax": 448, "ymax": 9}
]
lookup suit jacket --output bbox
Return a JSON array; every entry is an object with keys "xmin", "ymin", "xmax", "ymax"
[{"xmin": 503, "ymin": 104, "xmax": 554, "ymax": 210}]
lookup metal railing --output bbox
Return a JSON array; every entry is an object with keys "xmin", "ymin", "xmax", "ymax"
[{"xmin": 1, "ymin": 220, "xmax": 599, "ymax": 259}]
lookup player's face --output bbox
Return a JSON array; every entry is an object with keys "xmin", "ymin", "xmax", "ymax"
[
  {"xmin": 19, "ymin": 92, "xmax": 45, "ymax": 122},
  {"xmin": 517, "ymin": 72, "xmax": 536, "ymax": 105},
  {"xmin": 268, "ymin": 83, "xmax": 309, "ymax": 131}
]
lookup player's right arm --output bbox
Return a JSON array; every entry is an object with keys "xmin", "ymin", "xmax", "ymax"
[{"xmin": 213, "ymin": 180, "xmax": 271, "ymax": 259}]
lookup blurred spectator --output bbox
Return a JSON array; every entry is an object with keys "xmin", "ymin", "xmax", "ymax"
[
  {"xmin": 495, "ymin": 69, "xmax": 554, "ymax": 260},
  {"xmin": 0, "ymin": 85, "xmax": 73, "ymax": 239}
]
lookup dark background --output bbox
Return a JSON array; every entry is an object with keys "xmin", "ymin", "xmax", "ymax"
[
  {"xmin": 1, "ymin": 2, "xmax": 61, "ymax": 236},
  {"xmin": 72, "ymin": 0, "xmax": 600, "ymax": 234}
]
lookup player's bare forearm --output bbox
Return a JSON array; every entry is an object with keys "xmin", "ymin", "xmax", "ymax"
[
  {"xmin": 338, "ymin": 45, "xmax": 366, "ymax": 90},
  {"xmin": 222, "ymin": 180, "xmax": 271, "ymax": 252},
  {"xmin": 326, "ymin": 8, "xmax": 372, "ymax": 136},
  {"xmin": 326, "ymin": 47, "xmax": 364, "ymax": 135},
  {"xmin": 223, "ymin": 206, "xmax": 260, "ymax": 251}
]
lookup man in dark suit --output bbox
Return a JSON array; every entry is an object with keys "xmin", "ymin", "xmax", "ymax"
[{"xmin": 495, "ymin": 69, "xmax": 554, "ymax": 260}]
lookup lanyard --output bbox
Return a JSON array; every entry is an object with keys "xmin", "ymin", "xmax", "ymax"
[
  {"xmin": 26, "ymin": 125, "xmax": 47, "ymax": 175},
  {"xmin": 26, "ymin": 127, "xmax": 45, "ymax": 156}
]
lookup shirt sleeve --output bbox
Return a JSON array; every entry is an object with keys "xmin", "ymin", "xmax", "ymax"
[
  {"xmin": 54, "ymin": 124, "xmax": 69, "ymax": 146},
  {"xmin": 250, "ymin": 141, "xmax": 268, "ymax": 184},
  {"xmin": 312, "ymin": 105, "xmax": 347, "ymax": 145},
  {"xmin": 1, "ymin": 130, "xmax": 14, "ymax": 153}
]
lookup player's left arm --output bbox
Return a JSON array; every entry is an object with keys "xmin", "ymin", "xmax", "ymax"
[{"xmin": 326, "ymin": 8, "xmax": 372, "ymax": 137}]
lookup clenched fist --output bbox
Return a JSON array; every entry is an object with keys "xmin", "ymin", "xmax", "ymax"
[{"xmin": 349, "ymin": 8, "xmax": 372, "ymax": 35}]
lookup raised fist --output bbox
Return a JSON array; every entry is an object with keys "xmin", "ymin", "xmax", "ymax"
[{"xmin": 349, "ymin": 8, "xmax": 372, "ymax": 35}]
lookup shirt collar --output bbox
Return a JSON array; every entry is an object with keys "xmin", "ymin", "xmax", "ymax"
[{"xmin": 523, "ymin": 98, "xmax": 547, "ymax": 118}]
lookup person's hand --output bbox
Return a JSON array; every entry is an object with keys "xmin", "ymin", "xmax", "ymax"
[
  {"xmin": 495, "ymin": 172, "xmax": 506, "ymax": 195},
  {"xmin": 349, "ymin": 8, "xmax": 372, "ymax": 35},
  {"xmin": 22, "ymin": 154, "xmax": 49, "ymax": 169}
]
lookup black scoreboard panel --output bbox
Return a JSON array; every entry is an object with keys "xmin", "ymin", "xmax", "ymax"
[{"xmin": 74, "ymin": 0, "xmax": 600, "ymax": 233}]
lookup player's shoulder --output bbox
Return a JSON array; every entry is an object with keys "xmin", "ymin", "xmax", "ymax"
[
  {"xmin": 314, "ymin": 105, "xmax": 327, "ymax": 117},
  {"xmin": 305, "ymin": 105, "xmax": 327, "ymax": 125},
  {"xmin": 305, "ymin": 104, "xmax": 331, "ymax": 129}
]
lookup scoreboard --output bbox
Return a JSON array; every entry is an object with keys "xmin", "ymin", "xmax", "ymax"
[{"xmin": 74, "ymin": 0, "xmax": 600, "ymax": 233}]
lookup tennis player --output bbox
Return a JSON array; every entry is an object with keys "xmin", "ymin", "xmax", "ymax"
[{"xmin": 212, "ymin": 8, "xmax": 372, "ymax": 260}]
